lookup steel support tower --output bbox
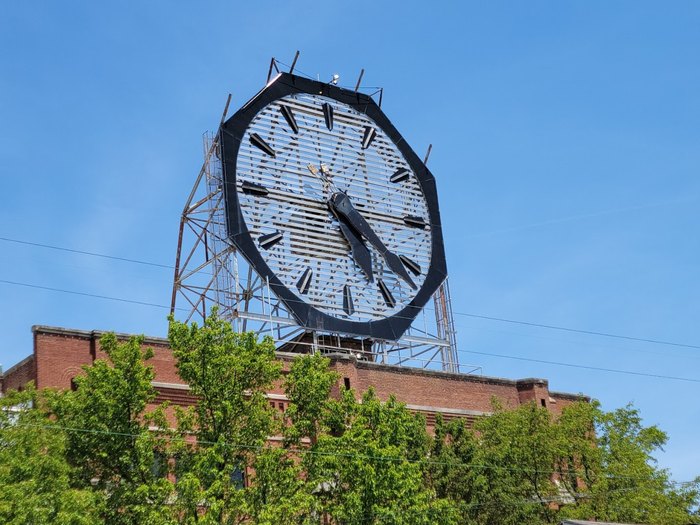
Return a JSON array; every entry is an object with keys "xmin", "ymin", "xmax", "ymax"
[{"xmin": 171, "ymin": 87, "xmax": 470, "ymax": 374}]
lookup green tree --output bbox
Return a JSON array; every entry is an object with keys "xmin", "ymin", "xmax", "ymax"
[
  {"xmin": 283, "ymin": 352, "xmax": 338, "ymax": 447},
  {"xmin": 6, "ymin": 313, "xmax": 696, "ymax": 525},
  {"xmin": 427, "ymin": 414, "xmax": 479, "ymax": 522},
  {"xmin": 246, "ymin": 447, "xmax": 315, "ymax": 525},
  {"xmin": 0, "ymin": 387, "xmax": 102, "ymax": 525},
  {"xmin": 50, "ymin": 333, "xmax": 176, "ymax": 525},
  {"xmin": 558, "ymin": 402, "xmax": 700, "ymax": 525},
  {"xmin": 167, "ymin": 310, "xmax": 282, "ymax": 524},
  {"xmin": 553, "ymin": 398, "xmax": 602, "ymax": 504},
  {"xmin": 298, "ymin": 385, "xmax": 456, "ymax": 525},
  {"xmin": 429, "ymin": 398, "xmax": 699, "ymax": 525},
  {"xmin": 468, "ymin": 401, "xmax": 558, "ymax": 525}
]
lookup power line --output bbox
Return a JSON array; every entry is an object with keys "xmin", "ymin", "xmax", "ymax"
[
  {"xmin": 0, "ymin": 235, "xmax": 172, "ymax": 269},
  {"xmin": 462, "ymin": 197, "xmax": 697, "ymax": 240},
  {"xmin": 459, "ymin": 349, "xmax": 700, "ymax": 384},
  {"xmin": 0, "ymin": 279, "xmax": 178, "ymax": 311},
  {"xmin": 1, "ymin": 278, "xmax": 699, "ymax": 384},
  {"xmin": 454, "ymin": 312, "xmax": 700, "ymax": 350},
  {"xmin": 8, "ymin": 421, "xmax": 697, "ymax": 486},
  {"xmin": 3, "ymin": 234, "xmax": 699, "ymax": 352}
]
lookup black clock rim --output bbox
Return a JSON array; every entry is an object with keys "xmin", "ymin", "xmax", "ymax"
[{"xmin": 220, "ymin": 72, "xmax": 447, "ymax": 341}]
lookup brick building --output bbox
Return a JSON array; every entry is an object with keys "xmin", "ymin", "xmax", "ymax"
[{"xmin": 1, "ymin": 325, "xmax": 586, "ymax": 426}]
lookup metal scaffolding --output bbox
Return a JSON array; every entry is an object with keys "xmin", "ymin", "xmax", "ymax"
[{"xmin": 171, "ymin": 92, "xmax": 474, "ymax": 374}]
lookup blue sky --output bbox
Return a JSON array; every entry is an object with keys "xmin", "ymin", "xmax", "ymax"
[{"xmin": 1, "ymin": 1, "xmax": 698, "ymax": 481}]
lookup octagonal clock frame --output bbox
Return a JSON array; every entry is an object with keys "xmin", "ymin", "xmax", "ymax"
[{"xmin": 219, "ymin": 72, "xmax": 447, "ymax": 340}]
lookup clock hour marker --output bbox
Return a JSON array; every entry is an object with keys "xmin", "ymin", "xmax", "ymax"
[
  {"xmin": 403, "ymin": 215, "xmax": 427, "ymax": 229},
  {"xmin": 279, "ymin": 105, "xmax": 299, "ymax": 134},
  {"xmin": 296, "ymin": 267, "xmax": 313, "ymax": 295},
  {"xmin": 258, "ymin": 231, "xmax": 283, "ymax": 250},
  {"xmin": 343, "ymin": 284, "xmax": 354, "ymax": 316},
  {"xmin": 322, "ymin": 103, "xmax": 334, "ymax": 131},
  {"xmin": 377, "ymin": 279, "xmax": 396, "ymax": 308},
  {"xmin": 399, "ymin": 255, "xmax": 421, "ymax": 276},
  {"xmin": 250, "ymin": 133, "xmax": 276, "ymax": 157},
  {"xmin": 241, "ymin": 181, "xmax": 269, "ymax": 196},
  {"xmin": 390, "ymin": 168, "xmax": 410, "ymax": 183},
  {"xmin": 361, "ymin": 126, "xmax": 377, "ymax": 150}
]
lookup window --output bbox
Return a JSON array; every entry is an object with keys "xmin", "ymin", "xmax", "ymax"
[
  {"xmin": 150, "ymin": 451, "xmax": 168, "ymax": 479},
  {"xmin": 231, "ymin": 466, "xmax": 245, "ymax": 489},
  {"xmin": 344, "ymin": 377, "xmax": 351, "ymax": 390}
]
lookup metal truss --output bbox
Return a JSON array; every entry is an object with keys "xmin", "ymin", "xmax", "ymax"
[{"xmin": 171, "ymin": 99, "xmax": 473, "ymax": 374}]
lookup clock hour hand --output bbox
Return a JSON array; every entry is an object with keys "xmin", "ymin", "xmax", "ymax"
[
  {"xmin": 329, "ymin": 192, "xmax": 417, "ymax": 290},
  {"xmin": 335, "ymin": 218, "xmax": 373, "ymax": 282}
]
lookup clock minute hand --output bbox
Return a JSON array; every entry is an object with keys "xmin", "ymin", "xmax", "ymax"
[{"xmin": 329, "ymin": 192, "xmax": 417, "ymax": 290}]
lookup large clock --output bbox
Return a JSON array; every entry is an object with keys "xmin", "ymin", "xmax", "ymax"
[{"xmin": 220, "ymin": 73, "xmax": 446, "ymax": 340}]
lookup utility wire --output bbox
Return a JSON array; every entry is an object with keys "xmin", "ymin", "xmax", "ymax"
[
  {"xmin": 2, "ymin": 235, "xmax": 699, "ymax": 352},
  {"xmin": 1, "ymin": 277, "xmax": 699, "ymax": 384},
  {"xmin": 454, "ymin": 312, "xmax": 700, "ymax": 350},
  {"xmin": 0, "ymin": 235, "xmax": 172, "ymax": 269},
  {"xmin": 460, "ymin": 349, "xmax": 700, "ymax": 384},
  {"xmin": 7, "ymin": 421, "xmax": 697, "ymax": 486},
  {"xmin": 0, "ymin": 279, "xmax": 179, "ymax": 311}
]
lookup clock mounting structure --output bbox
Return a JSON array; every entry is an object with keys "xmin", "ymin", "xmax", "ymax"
[{"xmin": 171, "ymin": 56, "xmax": 466, "ymax": 373}]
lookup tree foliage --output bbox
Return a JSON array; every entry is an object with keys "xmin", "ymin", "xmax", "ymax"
[
  {"xmin": 307, "ymin": 388, "xmax": 456, "ymax": 524},
  {"xmin": 557, "ymin": 403, "xmax": 700, "ymax": 525},
  {"xmin": 0, "ymin": 387, "xmax": 102, "ymax": 525},
  {"xmin": 429, "ymin": 398, "xmax": 699, "ymax": 525},
  {"xmin": 2, "ymin": 312, "xmax": 697, "ymax": 524},
  {"xmin": 167, "ymin": 311, "xmax": 282, "ymax": 524},
  {"xmin": 282, "ymin": 353, "xmax": 455, "ymax": 524},
  {"xmin": 50, "ymin": 333, "xmax": 176, "ymax": 525}
]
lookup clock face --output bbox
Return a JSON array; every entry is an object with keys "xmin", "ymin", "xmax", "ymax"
[{"xmin": 221, "ymin": 73, "xmax": 446, "ymax": 339}]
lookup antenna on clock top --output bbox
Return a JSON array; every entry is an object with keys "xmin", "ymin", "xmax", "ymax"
[{"xmin": 265, "ymin": 52, "xmax": 383, "ymax": 105}]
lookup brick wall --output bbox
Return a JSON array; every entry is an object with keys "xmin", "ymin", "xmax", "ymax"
[
  {"xmin": 2, "ymin": 326, "xmax": 588, "ymax": 424},
  {"xmin": 1, "ymin": 355, "xmax": 36, "ymax": 392}
]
